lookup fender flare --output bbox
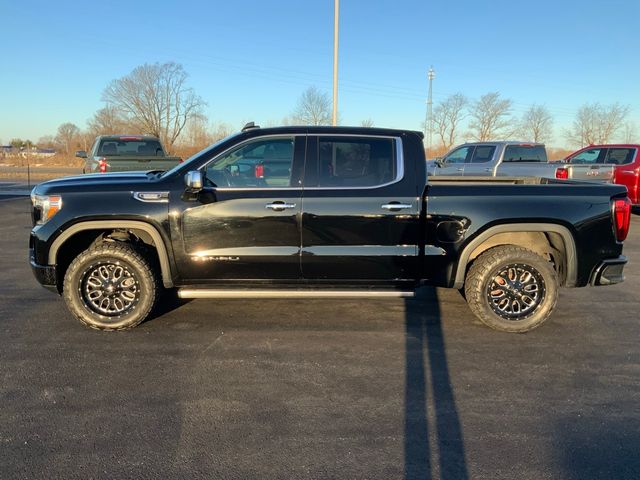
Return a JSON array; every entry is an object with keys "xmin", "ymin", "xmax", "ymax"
[
  {"xmin": 453, "ymin": 223, "xmax": 577, "ymax": 289},
  {"xmin": 49, "ymin": 220, "xmax": 174, "ymax": 288}
]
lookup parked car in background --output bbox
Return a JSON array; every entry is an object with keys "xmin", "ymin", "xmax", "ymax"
[
  {"xmin": 76, "ymin": 135, "xmax": 182, "ymax": 173},
  {"xmin": 565, "ymin": 144, "xmax": 640, "ymax": 206},
  {"xmin": 429, "ymin": 141, "xmax": 614, "ymax": 183}
]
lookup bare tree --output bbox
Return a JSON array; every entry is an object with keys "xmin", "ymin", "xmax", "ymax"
[
  {"xmin": 468, "ymin": 92, "xmax": 514, "ymax": 141},
  {"xmin": 621, "ymin": 122, "xmax": 637, "ymax": 143},
  {"xmin": 520, "ymin": 104, "xmax": 554, "ymax": 143},
  {"xmin": 181, "ymin": 113, "xmax": 212, "ymax": 149},
  {"xmin": 102, "ymin": 62, "xmax": 206, "ymax": 150},
  {"xmin": 432, "ymin": 93, "xmax": 468, "ymax": 150},
  {"xmin": 565, "ymin": 102, "xmax": 630, "ymax": 146},
  {"xmin": 292, "ymin": 87, "xmax": 332, "ymax": 125},
  {"xmin": 360, "ymin": 118, "xmax": 374, "ymax": 128},
  {"xmin": 36, "ymin": 135, "xmax": 56, "ymax": 149},
  {"xmin": 88, "ymin": 106, "xmax": 132, "ymax": 137},
  {"xmin": 55, "ymin": 122, "xmax": 80, "ymax": 155},
  {"xmin": 210, "ymin": 122, "xmax": 233, "ymax": 142}
]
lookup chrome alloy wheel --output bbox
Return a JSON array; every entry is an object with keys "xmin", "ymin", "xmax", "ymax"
[
  {"xmin": 81, "ymin": 262, "xmax": 139, "ymax": 317},
  {"xmin": 487, "ymin": 263, "xmax": 546, "ymax": 320}
]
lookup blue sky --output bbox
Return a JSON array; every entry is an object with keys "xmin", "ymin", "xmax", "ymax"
[{"xmin": 1, "ymin": 0, "xmax": 639, "ymax": 147}]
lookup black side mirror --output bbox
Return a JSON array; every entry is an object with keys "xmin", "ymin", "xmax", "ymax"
[
  {"xmin": 75, "ymin": 150, "xmax": 87, "ymax": 159},
  {"xmin": 435, "ymin": 157, "xmax": 445, "ymax": 168}
]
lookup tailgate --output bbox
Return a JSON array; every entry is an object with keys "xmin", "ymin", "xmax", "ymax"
[{"xmin": 565, "ymin": 164, "xmax": 613, "ymax": 183}]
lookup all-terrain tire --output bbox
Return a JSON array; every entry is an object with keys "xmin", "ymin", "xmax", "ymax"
[
  {"xmin": 464, "ymin": 245, "xmax": 558, "ymax": 333},
  {"xmin": 63, "ymin": 242, "xmax": 159, "ymax": 330}
]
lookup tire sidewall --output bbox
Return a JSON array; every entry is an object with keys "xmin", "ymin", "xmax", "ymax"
[
  {"xmin": 64, "ymin": 245, "xmax": 155, "ymax": 330},
  {"xmin": 467, "ymin": 248, "xmax": 558, "ymax": 333}
]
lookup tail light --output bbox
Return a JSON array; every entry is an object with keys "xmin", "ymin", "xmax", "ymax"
[
  {"xmin": 555, "ymin": 167, "xmax": 569, "ymax": 180},
  {"xmin": 613, "ymin": 197, "xmax": 632, "ymax": 242},
  {"xmin": 255, "ymin": 164, "xmax": 264, "ymax": 178},
  {"xmin": 98, "ymin": 157, "xmax": 108, "ymax": 173}
]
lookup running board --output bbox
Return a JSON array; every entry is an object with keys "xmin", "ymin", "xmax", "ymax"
[{"xmin": 177, "ymin": 289, "xmax": 415, "ymax": 299}]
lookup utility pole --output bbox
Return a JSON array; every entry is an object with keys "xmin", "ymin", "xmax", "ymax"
[
  {"xmin": 332, "ymin": 0, "xmax": 339, "ymax": 126},
  {"xmin": 426, "ymin": 66, "xmax": 435, "ymax": 150}
]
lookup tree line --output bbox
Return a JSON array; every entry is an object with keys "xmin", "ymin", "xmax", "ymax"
[
  {"xmin": 427, "ymin": 92, "xmax": 635, "ymax": 155},
  {"xmin": 5, "ymin": 62, "xmax": 637, "ymax": 161}
]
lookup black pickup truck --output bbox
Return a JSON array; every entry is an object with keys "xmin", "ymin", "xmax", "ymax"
[{"xmin": 29, "ymin": 125, "xmax": 632, "ymax": 333}]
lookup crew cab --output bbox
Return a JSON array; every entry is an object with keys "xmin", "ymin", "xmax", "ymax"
[
  {"xmin": 565, "ymin": 144, "xmax": 640, "ymax": 206},
  {"xmin": 76, "ymin": 135, "xmax": 182, "ymax": 173},
  {"xmin": 30, "ymin": 125, "xmax": 631, "ymax": 333},
  {"xmin": 429, "ymin": 141, "xmax": 615, "ymax": 182}
]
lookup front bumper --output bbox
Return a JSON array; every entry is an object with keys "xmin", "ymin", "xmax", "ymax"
[
  {"xmin": 29, "ymin": 248, "xmax": 58, "ymax": 293},
  {"xmin": 590, "ymin": 256, "xmax": 627, "ymax": 286}
]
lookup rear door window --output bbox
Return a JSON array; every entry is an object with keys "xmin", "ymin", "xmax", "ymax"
[
  {"xmin": 469, "ymin": 146, "xmax": 496, "ymax": 163},
  {"xmin": 605, "ymin": 148, "xmax": 636, "ymax": 165},
  {"xmin": 317, "ymin": 137, "xmax": 396, "ymax": 188}
]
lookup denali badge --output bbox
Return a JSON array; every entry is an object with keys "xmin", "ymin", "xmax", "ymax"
[{"xmin": 191, "ymin": 256, "xmax": 240, "ymax": 262}]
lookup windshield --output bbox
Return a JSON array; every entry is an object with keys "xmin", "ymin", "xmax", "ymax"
[{"xmin": 160, "ymin": 132, "xmax": 241, "ymax": 178}]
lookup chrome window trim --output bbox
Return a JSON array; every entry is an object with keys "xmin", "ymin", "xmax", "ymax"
[
  {"xmin": 306, "ymin": 134, "xmax": 404, "ymax": 191},
  {"xmin": 199, "ymin": 134, "xmax": 298, "ymax": 191},
  {"xmin": 201, "ymin": 133, "xmax": 405, "ymax": 192}
]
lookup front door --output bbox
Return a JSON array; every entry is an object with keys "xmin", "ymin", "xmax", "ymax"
[
  {"xmin": 300, "ymin": 135, "xmax": 420, "ymax": 281},
  {"xmin": 179, "ymin": 135, "xmax": 304, "ymax": 281},
  {"xmin": 431, "ymin": 145, "xmax": 473, "ymax": 176}
]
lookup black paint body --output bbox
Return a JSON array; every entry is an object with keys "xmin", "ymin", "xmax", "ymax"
[{"xmin": 29, "ymin": 126, "xmax": 628, "ymax": 292}]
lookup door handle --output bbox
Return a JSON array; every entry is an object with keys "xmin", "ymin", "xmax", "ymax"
[
  {"xmin": 265, "ymin": 202, "xmax": 296, "ymax": 211},
  {"xmin": 484, "ymin": 168, "xmax": 493, "ymax": 172},
  {"xmin": 381, "ymin": 203, "xmax": 413, "ymax": 211},
  {"xmin": 456, "ymin": 168, "xmax": 464, "ymax": 172}
]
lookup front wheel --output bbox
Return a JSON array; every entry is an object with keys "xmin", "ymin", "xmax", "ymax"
[
  {"xmin": 63, "ymin": 242, "xmax": 159, "ymax": 330},
  {"xmin": 464, "ymin": 246, "xmax": 558, "ymax": 333}
]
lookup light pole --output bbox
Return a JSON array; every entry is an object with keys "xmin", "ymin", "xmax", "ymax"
[
  {"xmin": 426, "ymin": 66, "xmax": 435, "ymax": 150},
  {"xmin": 332, "ymin": 0, "xmax": 339, "ymax": 126}
]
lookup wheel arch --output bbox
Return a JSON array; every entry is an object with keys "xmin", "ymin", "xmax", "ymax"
[
  {"xmin": 49, "ymin": 221, "xmax": 174, "ymax": 289},
  {"xmin": 453, "ymin": 223, "xmax": 577, "ymax": 289}
]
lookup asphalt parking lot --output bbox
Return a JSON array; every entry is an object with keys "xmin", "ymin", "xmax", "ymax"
[{"xmin": 1, "ymin": 197, "xmax": 639, "ymax": 479}]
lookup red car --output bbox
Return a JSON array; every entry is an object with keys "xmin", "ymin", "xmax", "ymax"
[{"xmin": 565, "ymin": 144, "xmax": 640, "ymax": 205}]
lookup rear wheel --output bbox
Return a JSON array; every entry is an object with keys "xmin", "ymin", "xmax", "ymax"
[
  {"xmin": 63, "ymin": 242, "xmax": 159, "ymax": 330},
  {"xmin": 464, "ymin": 246, "xmax": 558, "ymax": 333}
]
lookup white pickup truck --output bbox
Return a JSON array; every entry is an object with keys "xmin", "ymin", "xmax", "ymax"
[{"xmin": 428, "ymin": 142, "xmax": 614, "ymax": 182}]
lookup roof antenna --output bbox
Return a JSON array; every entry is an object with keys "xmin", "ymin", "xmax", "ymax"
[{"xmin": 242, "ymin": 122, "xmax": 260, "ymax": 132}]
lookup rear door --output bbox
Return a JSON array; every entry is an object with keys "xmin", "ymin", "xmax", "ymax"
[
  {"xmin": 300, "ymin": 134, "xmax": 420, "ymax": 281},
  {"xmin": 461, "ymin": 145, "xmax": 497, "ymax": 176}
]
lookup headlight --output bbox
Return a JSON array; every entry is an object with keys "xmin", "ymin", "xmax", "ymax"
[{"xmin": 31, "ymin": 193, "xmax": 62, "ymax": 225}]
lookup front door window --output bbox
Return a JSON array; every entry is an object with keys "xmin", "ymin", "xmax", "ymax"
[{"xmin": 205, "ymin": 137, "xmax": 294, "ymax": 188}]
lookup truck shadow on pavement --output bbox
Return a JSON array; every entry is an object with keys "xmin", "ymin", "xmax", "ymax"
[{"xmin": 404, "ymin": 287, "xmax": 469, "ymax": 480}]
